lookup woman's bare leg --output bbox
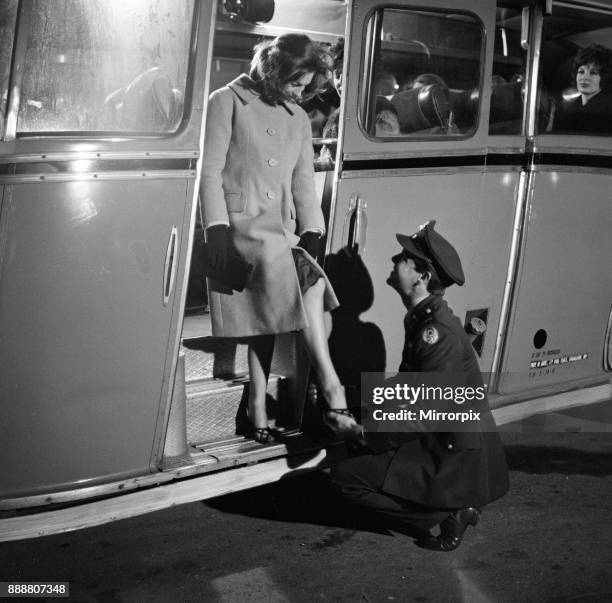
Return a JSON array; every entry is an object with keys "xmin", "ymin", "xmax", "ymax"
[
  {"xmin": 301, "ymin": 279, "xmax": 361, "ymax": 436},
  {"xmin": 247, "ymin": 335, "xmax": 275, "ymax": 429}
]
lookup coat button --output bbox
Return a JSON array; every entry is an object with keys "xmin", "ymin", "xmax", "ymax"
[
  {"xmin": 267, "ymin": 191, "xmax": 276, "ymax": 199},
  {"xmin": 267, "ymin": 127, "xmax": 276, "ymax": 135},
  {"xmin": 268, "ymin": 158, "xmax": 279, "ymax": 166}
]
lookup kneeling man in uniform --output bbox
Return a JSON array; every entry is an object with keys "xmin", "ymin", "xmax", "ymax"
[{"xmin": 330, "ymin": 221, "xmax": 509, "ymax": 551}]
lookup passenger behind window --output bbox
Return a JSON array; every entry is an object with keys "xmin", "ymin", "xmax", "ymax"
[
  {"xmin": 370, "ymin": 70, "xmax": 401, "ymax": 136},
  {"xmin": 553, "ymin": 44, "xmax": 612, "ymax": 135},
  {"xmin": 308, "ymin": 107, "xmax": 329, "ymax": 138},
  {"xmin": 374, "ymin": 96, "xmax": 400, "ymax": 135},
  {"xmin": 389, "ymin": 73, "xmax": 452, "ymax": 135},
  {"xmin": 104, "ymin": 65, "xmax": 183, "ymax": 132}
]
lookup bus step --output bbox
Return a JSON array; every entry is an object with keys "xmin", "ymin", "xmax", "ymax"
[
  {"xmin": 185, "ymin": 374, "xmax": 289, "ymax": 446},
  {"xmin": 182, "ymin": 337, "xmax": 249, "ymax": 382}
]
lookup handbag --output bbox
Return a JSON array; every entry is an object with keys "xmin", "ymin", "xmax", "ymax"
[
  {"xmin": 194, "ymin": 196, "xmax": 253, "ymax": 292},
  {"xmin": 201, "ymin": 243, "xmax": 253, "ymax": 292}
]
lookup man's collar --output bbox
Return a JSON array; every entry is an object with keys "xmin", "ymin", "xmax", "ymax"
[
  {"xmin": 409, "ymin": 294, "xmax": 444, "ymax": 321},
  {"xmin": 228, "ymin": 74, "xmax": 295, "ymax": 115}
]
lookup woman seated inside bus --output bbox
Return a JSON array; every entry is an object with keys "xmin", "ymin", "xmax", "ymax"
[
  {"xmin": 553, "ymin": 43, "xmax": 612, "ymax": 135},
  {"xmin": 201, "ymin": 33, "xmax": 361, "ymax": 443}
]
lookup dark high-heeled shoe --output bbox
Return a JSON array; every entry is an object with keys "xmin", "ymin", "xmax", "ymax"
[
  {"xmin": 251, "ymin": 426, "xmax": 278, "ymax": 443},
  {"xmin": 237, "ymin": 420, "xmax": 279, "ymax": 444},
  {"xmin": 418, "ymin": 507, "xmax": 481, "ymax": 552},
  {"xmin": 236, "ymin": 405, "xmax": 278, "ymax": 444},
  {"xmin": 312, "ymin": 384, "xmax": 362, "ymax": 438}
]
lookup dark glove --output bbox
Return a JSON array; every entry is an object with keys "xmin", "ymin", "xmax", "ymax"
[
  {"xmin": 297, "ymin": 231, "xmax": 322, "ymax": 259},
  {"xmin": 206, "ymin": 225, "xmax": 229, "ymax": 272}
]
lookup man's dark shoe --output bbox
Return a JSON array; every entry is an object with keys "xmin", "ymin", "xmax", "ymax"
[{"xmin": 417, "ymin": 507, "xmax": 481, "ymax": 552}]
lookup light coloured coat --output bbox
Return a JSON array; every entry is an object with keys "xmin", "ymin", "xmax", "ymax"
[{"xmin": 201, "ymin": 74, "xmax": 338, "ymax": 337}]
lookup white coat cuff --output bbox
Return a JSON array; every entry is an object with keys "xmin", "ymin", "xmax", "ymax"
[{"xmin": 299, "ymin": 228, "xmax": 324, "ymax": 237}]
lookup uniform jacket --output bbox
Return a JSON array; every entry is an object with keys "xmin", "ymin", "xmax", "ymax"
[
  {"xmin": 368, "ymin": 294, "xmax": 509, "ymax": 509},
  {"xmin": 201, "ymin": 74, "xmax": 338, "ymax": 337}
]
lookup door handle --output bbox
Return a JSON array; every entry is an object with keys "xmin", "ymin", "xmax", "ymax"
[
  {"xmin": 342, "ymin": 193, "xmax": 368, "ymax": 254},
  {"xmin": 163, "ymin": 226, "xmax": 178, "ymax": 306}
]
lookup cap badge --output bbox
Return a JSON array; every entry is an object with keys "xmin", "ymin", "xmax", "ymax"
[{"xmin": 422, "ymin": 326, "xmax": 439, "ymax": 344}]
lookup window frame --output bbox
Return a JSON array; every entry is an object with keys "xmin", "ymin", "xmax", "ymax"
[
  {"xmin": 6, "ymin": 0, "xmax": 198, "ymax": 140},
  {"xmin": 357, "ymin": 4, "xmax": 487, "ymax": 142}
]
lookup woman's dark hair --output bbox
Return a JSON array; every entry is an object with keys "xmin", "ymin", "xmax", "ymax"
[
  {"xmin": 412, "ymin": 256, "xmax": 445, "ymax": 295},
  {"xmin": 250, "ymin": 33, "xmax": 332, "ymax": 104},
  {"xmin": 572, "ymin": 44, "xmax": 611, "ymax": 86}
]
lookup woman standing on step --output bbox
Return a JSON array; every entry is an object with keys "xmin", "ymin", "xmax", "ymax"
[{"xmin": 200, "ymin": 33, "xmax": 360, "ymax": 442}]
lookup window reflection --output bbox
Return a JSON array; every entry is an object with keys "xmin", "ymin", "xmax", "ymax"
[{"xmin": 17, "ymin": 0, "xmax": 194, "ymax": 134}]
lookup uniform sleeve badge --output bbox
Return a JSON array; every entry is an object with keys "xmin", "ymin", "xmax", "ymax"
[{"xmin": 422, "ymin": 326, "xmax": 439, "ymax": 344}]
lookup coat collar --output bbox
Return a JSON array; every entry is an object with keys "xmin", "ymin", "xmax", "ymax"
[{"xmin": 228, "ymin": 74, "xmax": 295, "ymax": 115}]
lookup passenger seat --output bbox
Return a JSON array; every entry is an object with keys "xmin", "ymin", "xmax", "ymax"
[{"xmin": 390, "ymin": 84, "xmax": 452, "ymax": 134}]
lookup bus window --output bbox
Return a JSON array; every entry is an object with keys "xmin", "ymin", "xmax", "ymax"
[
  {"xmin": 16, "ymin": 0, "xmax": 194, "ymax": 135},
  {"xmin": 489, "ymin": 6, "xmax": 527, "ymax": 135},
  {"xmin": 539, "ymin": 4, "xmax": 612, "ymax": 136},
  {"xmin": 361, "ymin": 7, "xmax": 484, "ymax": 138},
  {"xmin": 0, "ymin": 0, "xmax": 18, "ymax": 136}
]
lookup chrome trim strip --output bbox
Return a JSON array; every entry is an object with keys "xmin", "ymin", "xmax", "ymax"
[
  {"xmin": 0, "ymin": 170, "xmax": 196, "ymax": 185},
  {"xmin": 534, "ymin": 141, "xmax": 612, "ymax": 156},
  {"xmin": 0, "ymin": 150, "xmax": 199, "ymax": 164},
  {"xmin": 532, "ymin": 165, "xmax": 612, "ymax": 175},
  {"xmin": 343, "ymin": 148, "xmax": 488, "ymax": 161},
  {"xmin": 489, "ymin": 168, "xmax": 534, "ymax": 390},
  {"xmin": 340, "ymin": 166, "xmax": 486, "ymax": 179}
]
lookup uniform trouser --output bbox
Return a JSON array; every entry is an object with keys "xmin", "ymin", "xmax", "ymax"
[{"xmin": 330, "ymin": 449, "xmax": 450, "ymax": 539}]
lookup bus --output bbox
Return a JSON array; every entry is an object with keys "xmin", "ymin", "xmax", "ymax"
[{"xmin": 1, "ymin": 0, "xmax": 610, "ymax": 541}]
